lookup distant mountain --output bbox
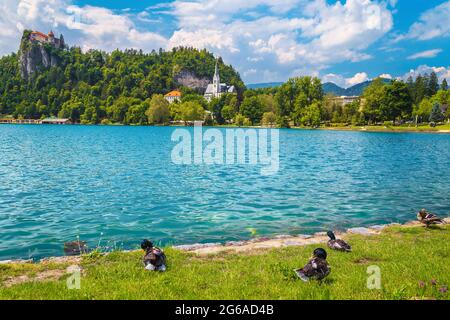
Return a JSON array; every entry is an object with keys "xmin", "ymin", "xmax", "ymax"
[
  {"xmin": 246, "ymin": 82, "xmax": 283, "ymax": 89},
  {"xmin": 322, "ymin": 82, "xmax": 347, "ymax": 96},
  {"xmin": 325, "ymin": 78, "xmax": 392, "ymax": 96},
  {"xmin": 248, "ymin": 78, "xmax": 391, "ymax": 95}
]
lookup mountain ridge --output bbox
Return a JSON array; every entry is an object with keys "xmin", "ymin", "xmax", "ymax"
[{"xmin": 247, "ymin": 78, "xmax": 392, "ymax": 96}]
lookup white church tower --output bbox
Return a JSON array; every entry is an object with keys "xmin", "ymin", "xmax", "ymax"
[
  {"xmin": 212, "ymin": 59, "xmax": 220, "ymax": 95},
  {"xmin": 204, "ymin": 57, "xmax": 236, "ymax": 102}
]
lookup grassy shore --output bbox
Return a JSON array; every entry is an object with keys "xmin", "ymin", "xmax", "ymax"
[
  {"xmin": 0, "ymin": 224, "xmax": 448, "ymax": 300},
  {"xmin": 316, "ymin": 123, "xmax": 450, "ymax": 133}
]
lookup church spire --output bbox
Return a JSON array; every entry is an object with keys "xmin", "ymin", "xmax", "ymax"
[{"xmin": 213, "ymin": 59, "xmax": 220, "ymax": 94}]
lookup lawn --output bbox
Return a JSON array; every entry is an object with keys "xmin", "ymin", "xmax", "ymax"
[
  {"xmin": 0, "ymin": 225, "xmax": 448, "ymax": 300},
  {"xmin": 321, "ymin": 123, "xmax": 450, "ymax": 132}
]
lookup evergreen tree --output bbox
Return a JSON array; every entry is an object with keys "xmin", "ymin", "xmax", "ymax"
[
  {"xmin": 441, "ymin": 78, "xmax": 448, "ymax": 91},
  {"xmin": 427, "ymin": 72, "xmax": 439, "ymax": 97},
  {"xmin": 413, "ymin": 75, "xmax": 427, "ymax": 105},
  {"xmin": 429, "ymin": 102, "xmax": 443, "ymax": 123}
]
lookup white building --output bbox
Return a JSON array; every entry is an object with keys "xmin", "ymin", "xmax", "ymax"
[
  {"xmin": 330, "ymin": 96, "xmax": 360, "ymax": 107},
  {"xmin": 164, "ymin": 90, "xmax": 182, "ymax": 104},
  {"xmin": 204, "ymin": 60, "xmax": 236, "ymax": 102}
]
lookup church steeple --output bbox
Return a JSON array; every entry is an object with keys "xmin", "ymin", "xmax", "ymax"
[{"xmin": 213, "ymin": 59, "xmax": 220, "ymax": 94}]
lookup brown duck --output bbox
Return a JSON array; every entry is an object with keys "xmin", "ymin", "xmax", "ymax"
[
  {"xmin": 327, "ymin": 231, "xmax": 351, "ymax": 252},
  {"xmin": 294, "ymin": 248, "xmax": 331, "ymax": 282},
  {"xmin": 417, "ymin": 209, "xmax": 445, "ymax": 227}
]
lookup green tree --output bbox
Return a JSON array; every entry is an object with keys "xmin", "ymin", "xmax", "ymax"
[
  {"xmin": 429, "ymin": 103, "xmax": 443, "ymax": 123},
  {"xmin": 299, "ymin": 102, "xmax": 322, "ymax": 127},
  {"xmin": 413, "ymin": 98, "xmax": 432, "ymax": 122},
  {"xmin": 221, "ymin": 104, "xmax": 237, "ymax": 122},
  {"xmin": 234, "ymin": 113, "xmax": 251, "ymax": 127},
  {"xmin": 427, "ymin": 72, "xmax": 439, "ymax": 97},
  {"xmin": 145, "ymin": 95, "xmax": 170, "ymax": 124},
  {"xmin": 126, "ymin": 103, "xmax": 148, "ymax": 125},
  {"xmin": 441, "ymin": 79, "xmax": 448, "ymax": 91},
  {"xmin": 261, "ymin": 111, "xmax": 276, "ymax": 127},
  {"xmin": 361, "ymin": 78, "xmax": 385, "ymax": 124},
  {"xmin": 106, "ymin": 96, "xmax": 140, "ymax": 123},
  {"xmin": 275, "ymin": 76, "xmax": 323, "ymax": 119},
  {"xmin": 380, "ymin": 80, "xmax": 412, "ymax": 123},
  {"xmin": 240, "ymin": 96, "xmax": 264, "ymax": 124},
  {"xmin": 81, "ymin": 105, "xmax": 99, "ymax": 124},
  {"xmin": 178, "ymin": 101, "xmax": 205, "ymax": 122}
]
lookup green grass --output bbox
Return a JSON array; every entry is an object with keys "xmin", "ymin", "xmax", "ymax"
[
  {"xmin": 0, "ymin": 225, "xmax": 449, "ymax": 300},
  {"xmin": 321, "ymin": 123, "xmax": 450, "ymax": 132}
]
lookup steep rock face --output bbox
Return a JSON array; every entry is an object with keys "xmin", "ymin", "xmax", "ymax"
[
  {"xmin": 19, "ymin": 43, "xmax": 59, "ymax": 79},
  {"xmin": 174, "ymin": 70, "xmax": 210, "ymax": 92}
]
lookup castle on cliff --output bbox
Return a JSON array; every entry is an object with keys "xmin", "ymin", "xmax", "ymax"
[{"xmin": 29, "ymin": 30, "xmax": 65, "ymax": 49}]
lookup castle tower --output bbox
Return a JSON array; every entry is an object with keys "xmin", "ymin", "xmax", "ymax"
[
  {"xmin": 48, "ymin": 30, "xmax": 55, "ymax": 43},
  {"xmin": 212, "ymin": 59, "xmax": 220, "ymax": 95}
]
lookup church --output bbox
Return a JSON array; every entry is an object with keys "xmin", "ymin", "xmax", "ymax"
[{"xmin": 204, "ymin": 60, "xmax": 236, "ymax": 102}]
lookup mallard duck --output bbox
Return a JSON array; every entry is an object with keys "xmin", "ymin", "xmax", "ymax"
[
  {"xmin": 63, "ymin": 240, "xmax": 88, "ymax": 256},
  {"xmin": 141, "ymin": 239, "xmax": 167, "ymax": 271},
  {"xmin": 294, "ymin": 248, "xmax": 330, "ymax": 282},
  {"xmin": 327, "ymin": 231, "xmax": 351, "ymax": 252},
  {"xmin": 417, "ymin": 209, "xmax": 445, "ymax": 228}
]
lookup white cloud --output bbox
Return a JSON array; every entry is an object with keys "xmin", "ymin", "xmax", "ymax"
[
  {"xmin": 346, "ymin": 72, "xmax": 370, "ymax": 86},
  {"xmin": 167, "ymin": 0, "xmax": 394, "ymax": 82},
  {"xmin": 401, "ymin": 65, "xmax": 450, "ymax": 83},
  {"xmin": 379, "ymin": 73, "xmax": 392, "ymax": 79},
  {"xmin": 322, "ymin": 72, "xmax": 370, "ymax": 88},
  {"xmin": 398, "ymin": 1, "xmax": 450, "ymax": 41},
  {"xmin": 407, "ymin": 49, "xmax": 442, "ymax": 60},
  {"xmin": 0, "ymin": 0, "xmax": 396, "ymax": 83},
  {"xmin": 0, "ymin": 0, "xmax": 167, "ymax": 56}
]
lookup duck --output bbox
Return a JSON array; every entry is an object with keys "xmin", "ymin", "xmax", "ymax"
[
  {"xmin": 294, "ymin": 248, "xmax": 330, "ymax": 282},
  {"xmin": 417, "ymin": 209, "xmax": 445, "ymax": 228},
  {"xmin": 141, "ymin": 239, "xmax": 167, "ymax": 271},
  {"xmin": 327, "ymin": 231, "xmax": 351, "ymax": 252}
]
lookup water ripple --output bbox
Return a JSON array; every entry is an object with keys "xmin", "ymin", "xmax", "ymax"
[{"xmin": 0, "ymin": 125, "xmax": 450, "ymax": 260}]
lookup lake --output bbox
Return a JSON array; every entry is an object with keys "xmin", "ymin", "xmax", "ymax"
[{"xmin": 0, "ymin": 125, "xmax": 449, "ymax": 260}]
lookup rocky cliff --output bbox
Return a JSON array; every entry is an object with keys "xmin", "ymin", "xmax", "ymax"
[
  {"xmin": 19, "ymin": 34, "xmax": 60, "ymax": 79},
  {"xmin": 174, "ymin": 70, "xmax": 210, "ymax": 92}
]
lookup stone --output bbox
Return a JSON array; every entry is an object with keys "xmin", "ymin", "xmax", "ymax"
[
  {"xmin": 370, "ymin": 225, "xmax": 388, "ymax": 230},
  {"xmin": 0, "ymin": 259, "xmax": 33, "ymax": 264},
  {"xmin": 274, "ymin": 234, "xmax": 292, "ymax": 239},
  {"xmin": 173, "ymin": 243, "xmax": 221, "ymax": 251},
  {"xmin": 225, "ymin": 241, "xmax": 246, "ymax": 246},
  {"xmin": 347, "ymin": 227, "xmax": 375, "ymax": 235},
  {"xmin": 297, "ymin": 234, "xmax": 313, "ymax": 239}
]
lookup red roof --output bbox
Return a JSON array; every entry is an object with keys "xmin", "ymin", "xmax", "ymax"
[
  {"xmin": 165, "ymin": 90, "xmax": 182, "ymax": 97},
  {"xmin": 31, "ymin": 31, "xmax": 48, "ymax": 39}
]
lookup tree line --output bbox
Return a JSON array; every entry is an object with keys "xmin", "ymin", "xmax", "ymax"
[{"xmin": 0, "ymin": 31, "xmax": 448, "ymax": 127}]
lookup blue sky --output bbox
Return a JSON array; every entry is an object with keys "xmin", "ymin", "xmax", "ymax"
[{"xmin": 1, "ymin": 0, "xmax": 449, "ymax": 87}]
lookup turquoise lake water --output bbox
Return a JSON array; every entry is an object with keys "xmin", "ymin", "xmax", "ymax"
[{"xmin": 0, "ymin": 125, "xmax": 449, "ymax": 260}]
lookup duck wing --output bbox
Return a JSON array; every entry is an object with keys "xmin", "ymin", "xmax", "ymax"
[
  {"xmin": 295, "ymin": 258, "xmax": 330, "ymax": 281},
  {"xmin": 328, "ymin": 239, "xmax": 351, "ymax": 252}
]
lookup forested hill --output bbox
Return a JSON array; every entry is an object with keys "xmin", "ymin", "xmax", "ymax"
[{"xmin": 0, "ymin": 30, "xmax": 244, "ymax": 123}]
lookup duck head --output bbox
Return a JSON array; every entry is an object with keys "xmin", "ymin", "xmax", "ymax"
[
  {"xmin": 326, "ymin": 231, "xmax": 336, "ymax": 240},
  {"xmin": 141, "ymin": 239, "xmax": 153, "ymax": 252},
  {"xmin": 313, "ymin": 248, "xmax": 327, "ymax": 260},
  {"xmin": 418, "ymin": 209, "xmax": 427, "ymax": 219}
]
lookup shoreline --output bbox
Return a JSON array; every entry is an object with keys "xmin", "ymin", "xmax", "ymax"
[
  {"xmin": 2, "ymin": 217, "xmax": 448, "ymax": 265},
  {"xmin": 2, "ymin": 122, "xmax": 450, "ymax": 134}
]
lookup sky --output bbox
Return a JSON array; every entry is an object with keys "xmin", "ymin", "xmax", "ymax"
[{"xmin": 0, "ymin": 0, "xmax": 449, "ymax": 87}]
